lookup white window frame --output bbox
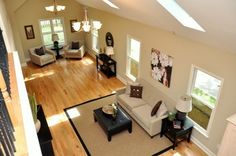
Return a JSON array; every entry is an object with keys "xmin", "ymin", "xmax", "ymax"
[
  {"xmin": 39, "ymin": 17, "xmax": 66, "ymax": 46},
  {"xmin": 91, "ymin": 20, "xmax": 99, "ymax": 53},
  {"xmin": 126, "ymin": 35, "xmax": 141, "ymax": 81},
  {"xmin": 187, "ymin": 65, "xmax": 224, "ymax": 137}
]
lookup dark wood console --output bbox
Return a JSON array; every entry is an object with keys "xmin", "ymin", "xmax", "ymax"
[
  {"xmin": 96, "ymin": 54, "xmax": 116, "ymax": 78},
  {"xmin": 37, "ymin": 105, "xmax": 54, "ymax": 156}
]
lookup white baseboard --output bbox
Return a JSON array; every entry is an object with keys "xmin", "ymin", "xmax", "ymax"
[
  {"xmin": 191, "ymin": 136, "xmax": 216, "ymax": 156},
  {"xmin": 21, "ymin": 63, "xmax": 27, "ymax": 67},
  {"xmin": 21, "ymin": 58, "xmax": 30, "ymax": 67},
  {"xmin": 116, "ymin": 74, "xmax": 127, "ymax": 84}
]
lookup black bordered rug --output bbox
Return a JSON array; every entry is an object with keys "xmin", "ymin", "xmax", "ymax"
[{"xmin": 64, "ymin": 94, "xmax": 173, "ymax": 156}]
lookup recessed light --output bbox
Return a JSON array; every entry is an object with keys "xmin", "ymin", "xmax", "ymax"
[{"xmin": 157, "ymin": 0, "xmax": 205, "ymax": 32}]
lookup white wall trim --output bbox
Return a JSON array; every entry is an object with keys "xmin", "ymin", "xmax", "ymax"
[
  {"xmin": 21, "ymin": 62, "xmax": 27, "ymax": 67},
  {"xmin": 191, "ymin": 136, "xmax": 216, "ymax": 156},
  {"xmin": 13, "ymin": 52, "xmax": 42, "ymax": 156},
  {"xmin": 116, "ymin": 74, "xmax": 127, "ymax": 84}
]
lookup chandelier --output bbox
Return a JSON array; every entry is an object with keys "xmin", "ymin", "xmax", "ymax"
[
  {"xmin": 72, "ymin": 8, "xmax": 102, "ymax": 32},
  {"xmin": 45, "ymin": 0, "xmax": 66, "ymax": 14}
]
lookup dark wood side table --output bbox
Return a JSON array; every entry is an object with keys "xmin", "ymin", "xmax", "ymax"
[
  {"xmin": 96, "ymin": 54, "xmax": 116, "ymax": 78},
  {"xmin": 37, "ymin": 105, "xmax": 54, "ymax": 156},
  {"xmin": 161, "ymin": 118, "xmax": 194, "ymax": 149},
  {"xmin": 51, "ymin": 46, "xmax": 63, "ymax": 59}
]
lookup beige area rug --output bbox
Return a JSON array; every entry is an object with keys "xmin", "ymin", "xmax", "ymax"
[{"xmin": 64, "ymin": 94, "xmax": 172, "ymax": 156}]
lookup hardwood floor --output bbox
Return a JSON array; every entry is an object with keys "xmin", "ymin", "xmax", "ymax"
[{"xmin": 22, "ymin": 54, "xmax": 207, "ymax": 156}]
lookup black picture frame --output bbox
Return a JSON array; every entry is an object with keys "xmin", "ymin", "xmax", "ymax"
[
  {"xmin": 24, "ymin": 25, "xmax": 35, "ymax": 39},
  {"xmin": 105, "ymin": 32, "xmax": 114, "ymax": 47}
]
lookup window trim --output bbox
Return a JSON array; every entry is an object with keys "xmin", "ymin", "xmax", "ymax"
[
  {"xmin": 126, "ymin": 35, "xmax": 141, "ymax": 81},
  {"xmin": 187, "ymin": 65, "xmax": 224, "ymax": 137},
  {"xmin": 39, "ymin": 17, "xmax": 67, "ymax": 47},
  {"xmin": 91, "ymin": 19, "xmax": 99, "ymax": 53}
]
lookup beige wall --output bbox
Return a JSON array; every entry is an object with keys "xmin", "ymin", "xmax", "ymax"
[
  {"xmin": 87, "ymin": 7, "xmax": 236, "ymax": 154},
  {"xmin": 0, "ymin": 0, "xmax": 16, "ymax": 52},
  {"xmin": 5, "ymin": 0, "xmax": 85, "ymax": 62}
]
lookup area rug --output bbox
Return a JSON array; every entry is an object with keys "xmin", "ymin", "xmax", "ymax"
[{"xmin": 64, "ymin": 94, "xmax": 173, "ymax": 156}]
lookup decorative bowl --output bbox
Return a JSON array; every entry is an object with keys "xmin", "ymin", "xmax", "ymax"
[{"xmin": 102, "ymin": 105, "xmax": 114, "ymax": 115}]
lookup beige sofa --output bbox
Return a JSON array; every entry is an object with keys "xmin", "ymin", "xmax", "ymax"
[
  {"xmin": 64, "ymin": 42, "xmax": 85, "ymax": 59},
  {"xmin": 29, "ymin": 46, "xmax": 56, "ymax": 66},
  {"xmin": 116, "ymin": 79, "xmax": 175, "ymax": 137}
]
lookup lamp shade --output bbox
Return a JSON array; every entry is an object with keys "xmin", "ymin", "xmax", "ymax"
[
  {"xmin": 106, "ymin": 46, "xmax": 114, "ymax": 56},
  {"xmin": 52, "ymin": 34, "xmax": 59, "ymax": 42},
  {"xmin": 176, "ymin": 94, "xmax": 192, "ymax": 113},
  {"xmin": 93, "ymin": 21, "xmax": 102, "ymax": 30},
  {"xmin": 73, "ymin": 22, "xmax": 81, "ymax": 31}
]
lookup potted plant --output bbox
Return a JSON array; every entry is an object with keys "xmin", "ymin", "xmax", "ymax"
[{"xmin": 28, "ymin": 93, "xmax": 41, "ymax": 133}]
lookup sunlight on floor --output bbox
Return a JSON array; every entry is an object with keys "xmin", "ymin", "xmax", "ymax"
[
  {"xmin": 173, "ymin": 152, "xmax": 182, "ymax": 156},
  {"xmin": 24, "ymin": 70, "xmax": 55, "ymax": 82},
  {"xmin": 81, "ymin": 58, "xmax": 94, "ymax": 65},
  {"xmin": 46, "ymin": 112, "xmax": 68, "ymax": 127},
  {"xmin": 66, "ymin": 108, "xmax": 81, "ymax": 119}
]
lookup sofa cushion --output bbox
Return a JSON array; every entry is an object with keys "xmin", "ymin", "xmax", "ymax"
[
  {"xmin": 72, "ymin": 41, "xmax": 80, "ymax": 49},
  {"xmin": 35, "ymin": 47, "xmax": 45, "ymax": 56},
  {"xmin": 125, "ymin": 81, "xmax": 139, "ymax": 95},
  {"xmin": 41, "ymin": 53, "xmax": 54, "ymax": 62},
  {"xmin": 133, "ymin": 105, "xmax": 157, "ymax": 128},
  {"xmin": 117, "ymin": 94, "xmax": 146, "ymax": 110},
  {"xmin": 130, "ymin": 85, "xmax": 143, "ymax": 98},
  {"xmin": 156, "ymin": 102, "xmax": 168, "ymax": 117},
  {"xmin": 151, "ymin": 100, "xmax": 162, "ymax": 116}
]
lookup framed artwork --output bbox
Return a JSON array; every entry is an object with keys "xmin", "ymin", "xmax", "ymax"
[
  {"xmin": 24, "ymin": 25, "xmax": 35, "ymax": 39},
  {"xmin": 70, "ymin": 19, "xmax": 77, "ymax": 33},
  {"xmin": 151, "ymin": 48, "xmax": 173, "ymax": 88}
]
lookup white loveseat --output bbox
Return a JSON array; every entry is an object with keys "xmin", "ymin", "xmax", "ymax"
[
  {"xmin": 116, "ymin": 79, "xmax": 175, "ymax": 137},
  {"xmin": 28, "ymin": 46, "xmax": 56, "ymax": 66},
  {"xmin": 63, "ymin": 41, "xmax": 85, "ymax": 59}
]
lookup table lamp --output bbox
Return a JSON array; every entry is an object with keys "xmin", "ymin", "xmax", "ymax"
[
  {"xmin": 176, "ymin": 94, "xmax": 192, "ymax": 121},
  {"xmin": 52, "ymin": 33, "xmax": 59, "ymax": 48},
  {"xmin": 105, "ymin": 46, "xmax": 114, "ymax": 57}
]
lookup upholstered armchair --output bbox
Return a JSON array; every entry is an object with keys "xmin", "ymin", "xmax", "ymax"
[
  {"xmin": 64, "ymin": 41, "xmax": 85, "ymax": 59},
  {"xmin": 28, "ymin": 46, "xmax": 56, "ymax": 66}
]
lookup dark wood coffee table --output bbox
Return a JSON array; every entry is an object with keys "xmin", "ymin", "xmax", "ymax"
[{"xmin": 93, "ymin": 106, "xmax": 132, "ymax": 141}]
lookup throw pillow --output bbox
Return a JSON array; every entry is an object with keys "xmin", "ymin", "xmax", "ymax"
[
  {"xmin": 35, "ymin": 47, "xmax": 45, "ymax": 56},
  {"xmin": 130, "ymin": 85, "xmax": 143, "ymax": 98},
  {"xmin": 156, "ymin": 102, "xmax": 168, "ymax": 117},
  {"xmin": 71, "ymin": 41, "xmax": 80, "ymax": 49},
  {"xmin": 125, "ymin": 81, "xmax": 139, "ymax": 95},
  {"xmin": 151, "ymin": 100, "xmax": 162, "ymax": 116}
]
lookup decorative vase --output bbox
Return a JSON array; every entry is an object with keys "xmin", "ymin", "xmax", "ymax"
[{"xmin": 35, "ymin": 119, "xmax": 41, "ymax": 133}]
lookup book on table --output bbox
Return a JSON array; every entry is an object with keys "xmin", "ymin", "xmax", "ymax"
[{"xmin": 173, "ymin": 120, "xmax": 181, "ymax": 129}]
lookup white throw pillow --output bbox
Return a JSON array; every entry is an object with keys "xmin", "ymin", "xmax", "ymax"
[
  {"xmin": 156, "ymin": 102, "xmax": 168, "ymax": 118},
  {"xmin": 125, "ymin": 81, "xmax": 139, "ymax": 95}
]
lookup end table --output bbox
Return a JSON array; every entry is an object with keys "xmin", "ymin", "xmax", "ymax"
[
  {"xmin": 161, "ymin": 118, "xmax": 194, "ymax": 149},
  {"xmin": 51, "ymin": 45, "xmax": 63, "ymax": 59}
]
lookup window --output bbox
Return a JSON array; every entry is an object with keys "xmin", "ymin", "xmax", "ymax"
[
  {"xmin": 157, "ymin": 0, "xmax": 205, "ymax": 32},
  {"xmin": 188, "ymin": 66, "xmax": 223, "ymax": 135},
  {"xmin": 39, "ymin": 18, "xmax": 66, "ymax": 46},
  {"xmin": 126, "ymin": 36, "xmax": 141, "ymax": 81},
  {"xmin": 91, "ymin": 25, "xmax": 99, "ymax": 53}
]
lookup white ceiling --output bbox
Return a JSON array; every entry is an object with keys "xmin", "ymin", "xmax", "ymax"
[{"xmin": 76, "ymin": 0, "xmax": 236, "ymax": 54}]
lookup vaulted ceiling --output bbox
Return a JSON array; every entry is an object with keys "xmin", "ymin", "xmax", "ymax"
[{"xmin": 76, "ymin": 0, "xmax": 236, "ymax": 54}]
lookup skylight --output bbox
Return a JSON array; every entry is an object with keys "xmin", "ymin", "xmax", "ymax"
[
  {"xmin": 103, "ymin": 0, "xmax": 120, "ymax": 9},
  {"xmin": 157, "ymin": 0, "xmax": 205, "ymax": 32}
]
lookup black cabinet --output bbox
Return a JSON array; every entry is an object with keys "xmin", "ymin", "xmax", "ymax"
[
  {"xmin": 37, "ymin": 105, "xmax": 54, "ymax": 156},
  {"xmin": 96, "ymin": 54, "xmax": 116, "ymax": 78},
  {"xmin": 161, "ymin": 118, "xmax": 194, "ymax": 149}
]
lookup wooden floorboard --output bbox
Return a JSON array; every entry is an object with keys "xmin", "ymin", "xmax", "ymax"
[{"xmin": 22, "ymin": 54, "xmax": 207, "ymax": 156}]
